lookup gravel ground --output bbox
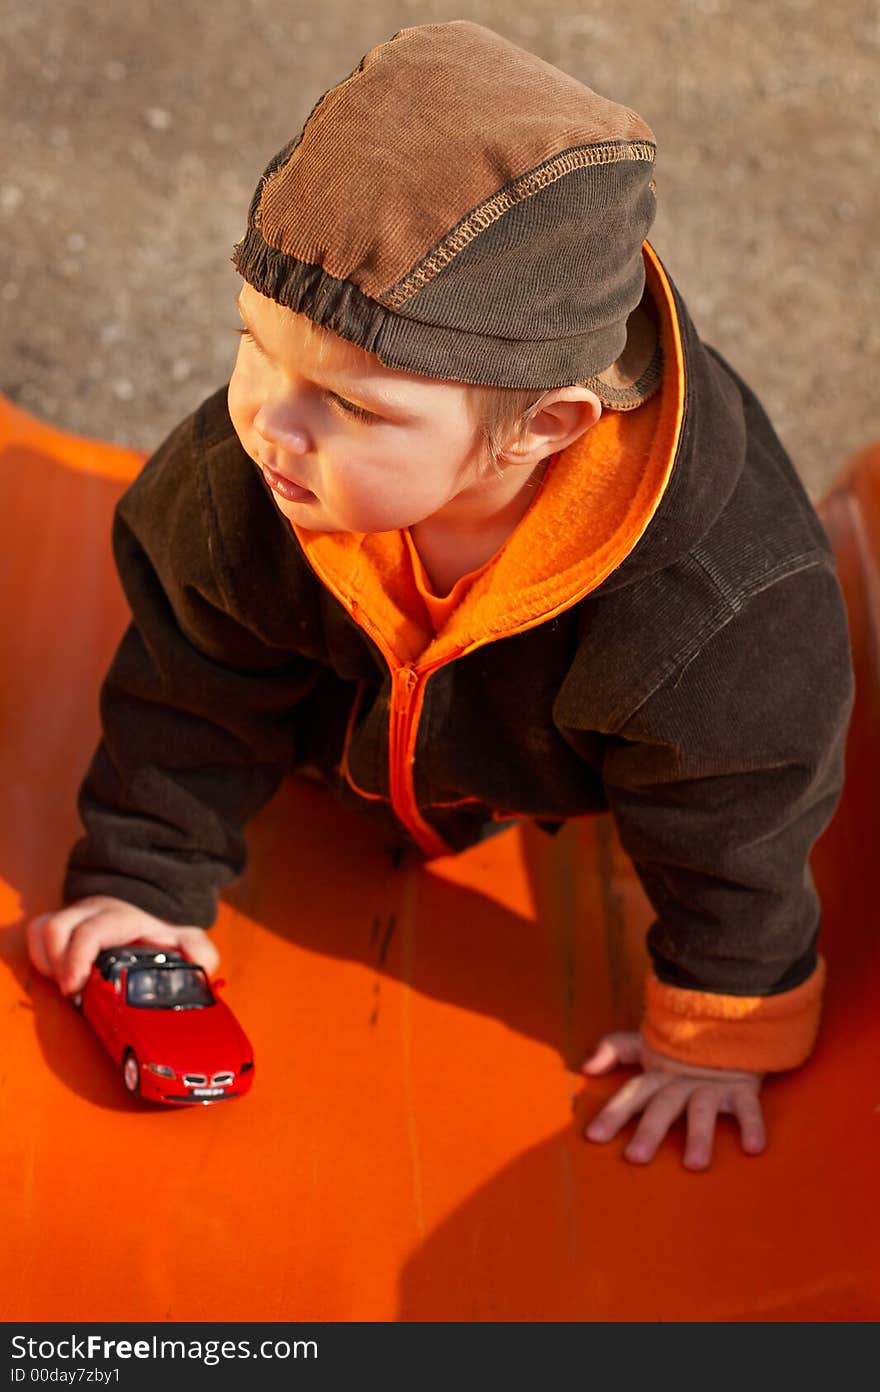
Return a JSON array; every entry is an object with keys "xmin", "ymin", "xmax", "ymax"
[{"xmin": 3, "ymin": 0, "xmax": 878, "ymax": 498}]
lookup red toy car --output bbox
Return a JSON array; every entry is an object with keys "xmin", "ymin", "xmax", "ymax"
[{"xmin": 72, "ymin": 942, "xmax": 255, "ymax": 1104}]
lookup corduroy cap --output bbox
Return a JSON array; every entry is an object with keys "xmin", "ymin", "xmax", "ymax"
[{"xmin": 232, "ymin": 20, "xmax": 663, "ymax": 410}]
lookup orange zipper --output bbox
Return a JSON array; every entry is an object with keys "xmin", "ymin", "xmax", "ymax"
[
  {"xmin": 351, "ymin": 605, "xmax": 454, "ymax": 858},
  {"xmin": 279, "ymin": 542, "xmax": 456, "ymax": 853}
]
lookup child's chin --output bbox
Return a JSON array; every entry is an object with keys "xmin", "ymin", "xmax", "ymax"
[
  {"xmin": 278, "ymin": 502, "xmax": 348, "ymax": 534},
  {"xmin": 272, "ymin": 494, "xmax": 322, "ymax": 521}
]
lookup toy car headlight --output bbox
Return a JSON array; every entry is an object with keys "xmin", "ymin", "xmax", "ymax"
[{"xmin": 144, "ymin": 1063, "xmax": 176, "ymax": 1078}]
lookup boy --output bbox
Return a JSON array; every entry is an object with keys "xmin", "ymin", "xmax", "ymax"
[{"xmin": 26, "ymin": 21, "xmax": 854, "ymax": 1169}]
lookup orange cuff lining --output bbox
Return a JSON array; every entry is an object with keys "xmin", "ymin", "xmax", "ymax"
[{"xmin": 641, "ymin": 956, "xmax": 827, "ymax": 1073}]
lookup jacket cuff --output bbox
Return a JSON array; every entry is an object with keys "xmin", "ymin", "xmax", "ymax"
[{"xmin": 641, "ymin": 956, "xmax": 826, "ymax": 1073}]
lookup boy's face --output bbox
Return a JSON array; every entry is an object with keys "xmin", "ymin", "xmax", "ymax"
[{"xmin": 228, "ymin": 284, "xmax": 493, "ymax": 534}]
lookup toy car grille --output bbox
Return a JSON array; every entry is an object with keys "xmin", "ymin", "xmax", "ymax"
[
  {"xmin": 183, "ymin": 1074, "xmax": 207, "ymax": 1087},
  {"xmin": 212, "ymin": 1072, "xmax": 235, "ymax": 1086}
]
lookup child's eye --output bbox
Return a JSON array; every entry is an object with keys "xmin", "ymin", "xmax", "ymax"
[
  {"xmin": 235, "ymin": 326, "xmax": 264, "ymax": 357},
  {"xmin": 234, "ymin": 328, "xmax": 378, "ymax": 425},
  {"xmin": 326, "ymin": 392, "xmax": 378, "ymax": 424}
]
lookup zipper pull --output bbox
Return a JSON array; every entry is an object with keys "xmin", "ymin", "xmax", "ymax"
[{"xmin": 392, "ymin": 664, "xmax": 418, "ymax": 710}]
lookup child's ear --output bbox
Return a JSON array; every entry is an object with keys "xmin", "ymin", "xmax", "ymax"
[{"xmin": 504, "ymin": 388, "xmax": 602, "ymax": 467}]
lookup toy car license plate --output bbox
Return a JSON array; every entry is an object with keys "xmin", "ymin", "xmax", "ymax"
[{"xmin": 192, "ymin": 1086, "xmax": 224, "ymax": 1097}]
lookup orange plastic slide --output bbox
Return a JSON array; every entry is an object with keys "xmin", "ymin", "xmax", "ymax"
[{"xmin": 1, "ymin": 391, "xmax": 877, "ymax": 1322}]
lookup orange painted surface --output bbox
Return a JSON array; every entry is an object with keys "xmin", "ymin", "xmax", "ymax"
[{"xmin": 0, "ymin": 391, "xmax": 877, "ymax": 1322}]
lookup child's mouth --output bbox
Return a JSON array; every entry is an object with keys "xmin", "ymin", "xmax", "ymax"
[{"xmin": 261, "ymin": 463, "xmax": 317, "ymax": 503}]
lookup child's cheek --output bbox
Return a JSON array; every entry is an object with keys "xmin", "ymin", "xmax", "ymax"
[{"xmin": 227, "ymin": 367, "xmax": 256, "ymax": 443}]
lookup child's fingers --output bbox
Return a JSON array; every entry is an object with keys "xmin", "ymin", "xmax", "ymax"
[
  {"xmin": 25, "ymin": 913, "xmax": 55, "ymax": 977},
  {"xmin": 622, "ymin": 1079, "xmax": 697, "ymax": 1164},
  {"xmin": 61, "ymin": 914, "xmax": 179, "ymax": 995},
  {"xmin": 175, "ymin": 928, "xmax": 220, "ymax": 979},
  {"xmin": 581, "ymin": 1030, "xmax": 642, "ymax": 1074},
  {"xmin": 27, "ymin": 902, "xmax": 217, "ymax": 997},
  {"xmin": 584, "ymin": 1070, "xmax": 669, "ymax": 1143},
  {"xmin": 682, "ymin": 1086, "xmax": 722, "ymax": 1170},
  {"xmin": 732, "ymin": 1086, "xmax": 767, "ymax": 1155},
  {"xmin": 39, "ymin": 905, "xmax": 103, "ymax": 982}
]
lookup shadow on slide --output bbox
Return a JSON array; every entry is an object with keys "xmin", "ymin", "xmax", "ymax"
[{"xmin": 0, "ymin": 391, "xmax": 877, "ymax": 1321}]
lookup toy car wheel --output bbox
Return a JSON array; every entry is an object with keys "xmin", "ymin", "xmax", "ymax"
[{"xmin": 122, "ymin": 1050, "xmax": 141, "ymax": 1096}]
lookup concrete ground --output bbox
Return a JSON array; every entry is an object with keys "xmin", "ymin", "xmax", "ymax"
[{"xmin": 2, "ymin": 0, "xmax": 878, "ymax": 498}]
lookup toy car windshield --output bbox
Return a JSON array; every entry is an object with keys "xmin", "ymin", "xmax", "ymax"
[{"xmin": 125, "ymin": 963, "xmax": 215, "ymax": 1010}]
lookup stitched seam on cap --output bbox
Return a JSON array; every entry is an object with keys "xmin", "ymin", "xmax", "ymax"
[{"xmin": 381, "ymin": 140, "xmax": 656, "ymax": 309}]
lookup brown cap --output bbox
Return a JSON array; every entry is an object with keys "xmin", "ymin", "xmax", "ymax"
[{"xmin": 232, "ymin": 21, "xmax": 662, "ymax": 410}]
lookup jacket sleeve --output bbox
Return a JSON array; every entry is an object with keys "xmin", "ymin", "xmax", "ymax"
[
  {"xmin": 62, "ymin": 409, "xmax": 323, "ymax": 928},
  {"xmin": 598, "ymin": 558, "xmax": 855, "ymax": 1073}
]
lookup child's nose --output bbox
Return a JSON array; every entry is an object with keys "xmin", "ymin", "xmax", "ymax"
[{"xmin": 254, "ymin": 404, "xmax": 309, "ymax": 454}]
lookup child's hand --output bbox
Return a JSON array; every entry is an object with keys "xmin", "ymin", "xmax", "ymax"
[
  {"xmin": 26, "ymin": 896, "xmax": 219, "ymax": 997},
  {"xmin": 580, "ymin": 1030, "xmax": 765, "ymax": 1170}
]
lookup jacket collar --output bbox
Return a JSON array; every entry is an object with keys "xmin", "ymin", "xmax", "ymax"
[{"xmin": 600, "ymin": 250, "xmax": 750, "ymax": 592}]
